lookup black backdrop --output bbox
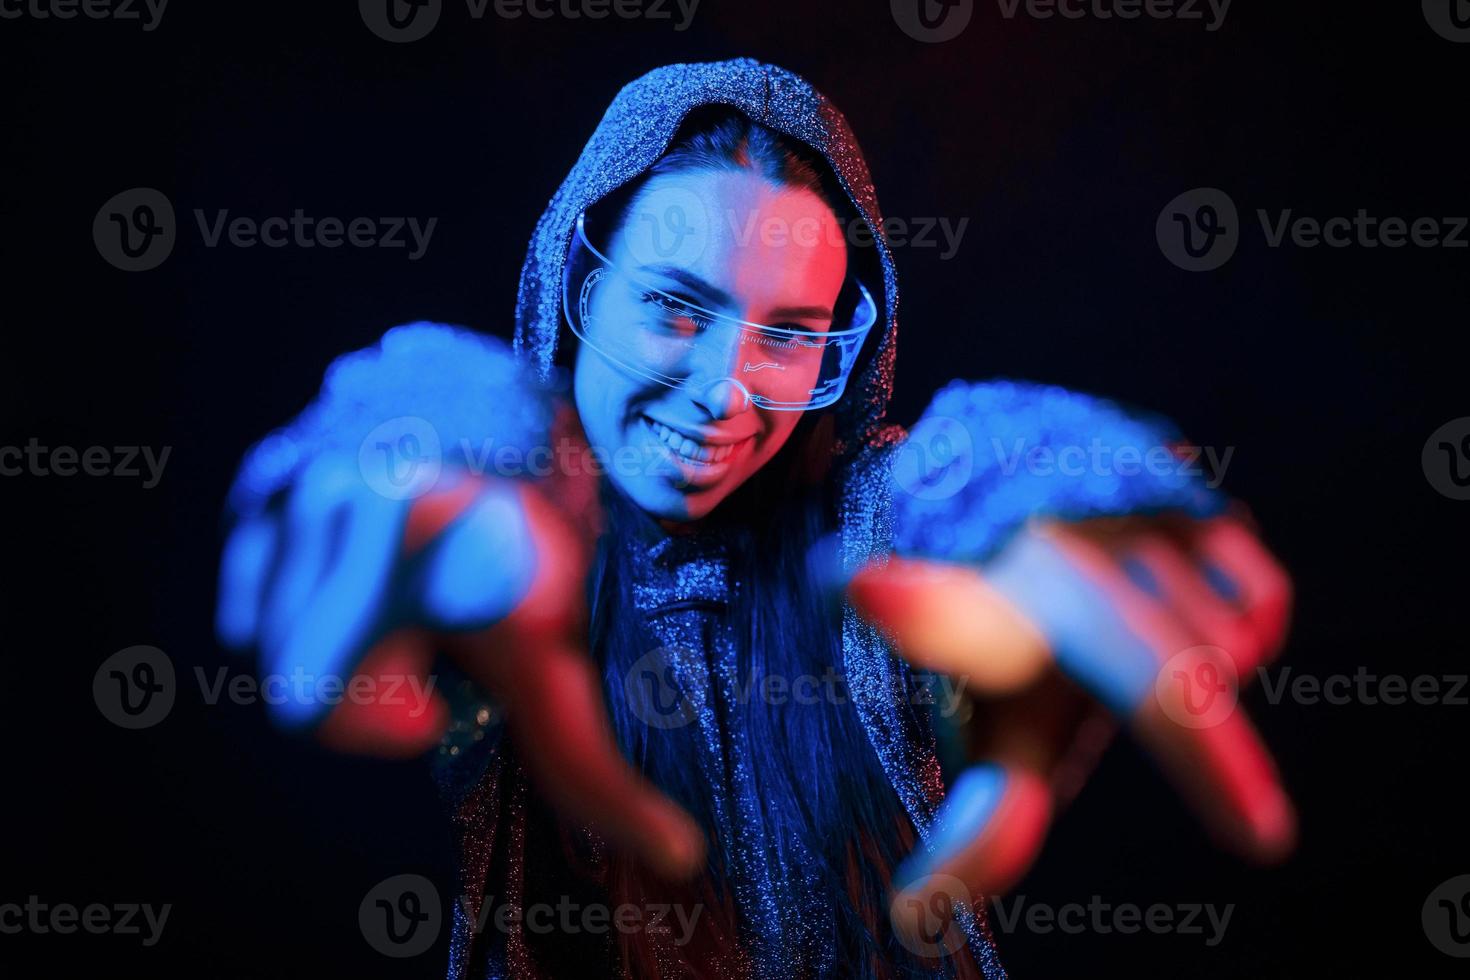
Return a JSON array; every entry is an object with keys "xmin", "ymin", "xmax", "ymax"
[{"xmin": 4, "ymin": 1, "xmax": 1466, "ymax": 976}]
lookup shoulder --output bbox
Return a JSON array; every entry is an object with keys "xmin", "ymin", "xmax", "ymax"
[{"xmin": 889, "ymin": 378, "xmax": 1225, "ymax": 563}]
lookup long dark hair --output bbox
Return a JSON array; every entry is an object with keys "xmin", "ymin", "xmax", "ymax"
[{"xmin": 572, "ymin": 108, "xmax": 953, "ymax": 977}]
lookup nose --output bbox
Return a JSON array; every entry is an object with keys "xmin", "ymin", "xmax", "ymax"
[
  {"xmin": 692, "ymin": 377, "xmax": 752, "ymax": 419},
  {"xmin": 682, "ymin": 323, "xmax": 753, "ymax": 419}
]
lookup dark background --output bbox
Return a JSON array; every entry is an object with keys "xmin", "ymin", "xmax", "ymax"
[{"xmin": 4, "ymin": 0, "xmax": 1466, "ymax": 976}]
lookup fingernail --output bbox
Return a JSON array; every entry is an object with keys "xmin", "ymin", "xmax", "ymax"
[
  {"xmin": 893, "ymin": 764, "xmax": 1007, "ymax": 891},
  {"xmin": 657, "ymin": 823, "xmax": 704, "ymax": 879},
  {"xmin": 1245, "ymin": 790, "xmax": 1297, "ymax": 863}
]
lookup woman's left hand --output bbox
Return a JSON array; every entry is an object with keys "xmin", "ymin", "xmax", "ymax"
[{"xmin": 847, "ymin": 513, "xmax": 1295, "ymax": 917}]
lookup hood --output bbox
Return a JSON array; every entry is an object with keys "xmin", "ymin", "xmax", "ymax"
[{"xmin": 510, "ymin": 57, "xmax": 899, "ymax": 453}]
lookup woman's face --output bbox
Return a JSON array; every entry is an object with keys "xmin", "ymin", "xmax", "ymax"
[{"xmin": 573, "ymin": 169, "xmax": 848, "ymax": 522}]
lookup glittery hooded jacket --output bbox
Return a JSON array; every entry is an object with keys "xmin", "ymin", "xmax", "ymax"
[{"xmin": 225, "ymin": 58, "xmax": 1219, "ymax": 979}]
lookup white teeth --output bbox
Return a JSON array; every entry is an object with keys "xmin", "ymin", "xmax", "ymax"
[{"xmin": 645, "ymin": 418, "xmax": 745, "ymax": 466}]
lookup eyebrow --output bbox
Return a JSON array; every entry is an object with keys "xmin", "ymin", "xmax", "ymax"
[{"xmin": 640, "ymin": 263, "xmax": 835, "ymax": 323}]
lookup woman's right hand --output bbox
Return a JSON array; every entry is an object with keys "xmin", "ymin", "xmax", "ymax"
[{"xmin": 215, "ymin": 457, "xmax": 706, "ymax": 880}]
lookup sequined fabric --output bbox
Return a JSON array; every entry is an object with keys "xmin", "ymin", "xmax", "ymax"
[{"xmin": 628, "ymin": 529, "xmax": 834, "ymax": 978}]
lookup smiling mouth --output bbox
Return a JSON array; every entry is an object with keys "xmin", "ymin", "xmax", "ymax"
[{"xmin": 642, "ymin": 416, "xmax": 755, "ymax": 466}]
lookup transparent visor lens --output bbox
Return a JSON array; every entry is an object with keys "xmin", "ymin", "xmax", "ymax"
[{"xmin": 562, "ymin": 212, "xmax": 878, "ymax": 411}]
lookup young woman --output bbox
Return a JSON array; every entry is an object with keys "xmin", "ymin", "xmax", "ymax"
[{"xmin": 218, "ymin": 58, "xmax": 1295, "ymax": 978}]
